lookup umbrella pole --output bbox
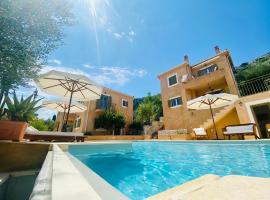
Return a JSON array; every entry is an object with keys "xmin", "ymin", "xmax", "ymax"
[
  {"xmin": 209, "ymin": 102, "xmax": 218, "ymax": 139},
  {"xmin": 61, "ymin": 108, "xmax": 66, "ymax": 131},
  {"xmin": 63, "ymin": 82, "xmax": 75, "ymax": 132}
]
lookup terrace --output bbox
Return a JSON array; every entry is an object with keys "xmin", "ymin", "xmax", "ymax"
[{"xmin": 238, "ymin": 73, "xmax": 270, "ymax": 96}]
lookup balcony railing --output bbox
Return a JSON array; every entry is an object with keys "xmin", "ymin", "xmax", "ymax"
[
  {"xmin": 192, "ymin": 64, "xmax": 219, "ymax": 78},
  {"xmin": 238, "ymin": 73, "xmax": 270, "ymax": 96}
]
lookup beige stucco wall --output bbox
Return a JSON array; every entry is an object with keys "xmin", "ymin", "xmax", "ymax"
[
  {"xmin": 235, "ymin": 91, "xmax": 270, "ymax": 124},
  {"xmin": 158, "ymin": 50, "xmax": 239, "ymax": 132},
  {"xmin": 56, "ymin": 88, "xmax": 134, "ymax": 134}
]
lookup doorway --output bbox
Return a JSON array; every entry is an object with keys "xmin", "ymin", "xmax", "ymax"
[{"xmin": 252, "ymin": 104, "xmax": 270, "ymax": 138}]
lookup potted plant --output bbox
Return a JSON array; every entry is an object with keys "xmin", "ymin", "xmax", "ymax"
[{"xmin": 0, "ymin": 92, "xmax": 42, "ymax": 141}]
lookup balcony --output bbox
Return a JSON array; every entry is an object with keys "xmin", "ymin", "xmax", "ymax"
[
  {"xmin": 238, "ymin": 73, "xmax": 270, "ymax": 96},
  {"xmin": 183, "ymin": 69, "xmax": 225, "ymax": 90},
  {"xmin": 192, "ymin": 64, "xmax": 218, "ymax": 78},
  {"xmin": 96, "ymin": 95, "xmax": 112, "ymax": 111}
]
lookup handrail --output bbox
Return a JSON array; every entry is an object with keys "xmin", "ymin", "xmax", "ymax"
[{"xmin": 237, "ymin": 73, "xmax": 270, "ymax": 96}]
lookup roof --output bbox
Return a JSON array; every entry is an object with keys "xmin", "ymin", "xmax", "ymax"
[
  {"xmin": 102, "ymin": 87, "xmax": 134, "ymax": 98},
  {"xmin": 158, "ymin": 50, "xmax": 232, "ymax": 78}
]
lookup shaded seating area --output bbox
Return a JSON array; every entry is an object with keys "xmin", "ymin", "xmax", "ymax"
[
  {"xmin": 24, "ymin": 127, "xmax": 85, "ymax": 142},
  {"xmin": 222, "ymin": 123, "xmax": 258, "ymax": 140}
]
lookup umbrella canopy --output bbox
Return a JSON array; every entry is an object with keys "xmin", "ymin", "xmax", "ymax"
[
  {"xmin": 35, "ymin": 70, "xmax": 102, "ymax": 131},
  {"xmin": 42, "ymin": 100, "xmax": 87, "ymax": 113},
  {"xmin": 35, "ymin": 70, "xmax": 102, "ymax": 101},
  {"xmin": 187, "ymin": 93, "xmax": 238, "ymax": 139}
]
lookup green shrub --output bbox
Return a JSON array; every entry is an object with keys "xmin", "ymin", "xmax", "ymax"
[
  {"xmin": 128, "ymin": 121, "xmax": 143, "ymax": 135},
  {"xmin": 30, "ymin": 118, "xmax": 48, "ymax": 131},
  {"xmin": 94, "ymin": 109, "xmax": 126, "ymax": 133}
]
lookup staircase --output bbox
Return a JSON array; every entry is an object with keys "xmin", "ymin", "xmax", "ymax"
[{"xmin": 200, "ymin": 103, "xmax": 236, "ymax": 130}]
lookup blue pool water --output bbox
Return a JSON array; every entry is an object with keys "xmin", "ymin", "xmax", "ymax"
[{"xmin": 69, "ymin": 141, "xmax": 270, "ymax": 200}]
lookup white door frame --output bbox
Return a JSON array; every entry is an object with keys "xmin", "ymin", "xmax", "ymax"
[{"xmin": 245, "ymin": 98, "xmax": 270, "ymax": 138}]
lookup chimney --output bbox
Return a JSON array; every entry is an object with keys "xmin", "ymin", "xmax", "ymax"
[
  {"xmin": 214, "ymin": 46, "xmax": 221, "ymax": 54},
  {"xmin": 184, "ymin": 55, "xmax": 189, "ymax": 64}
]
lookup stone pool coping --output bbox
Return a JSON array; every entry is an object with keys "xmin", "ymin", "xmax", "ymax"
[
  {"xmin": 30, "ymin": 144, "xmax": 128, "ymax": 200},
  {"xmin": 147, "ymin": 174, "xmax": 270, "ymax": 200}
]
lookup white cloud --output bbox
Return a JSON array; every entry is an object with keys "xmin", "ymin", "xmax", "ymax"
[
  {"xmin": 110, "ymin": 30, "xmax": 136, "ymax": 43},
  {"xmin": 113, "ymin": 32, "xmax": 123, "ymax": 39},
  {"xmin": 39, "ymin": 65, "xmax": 147, "ymax": 87},
  {"xmin": 128, "ymin": 30, "xmax": 135, "ymax": 36},
  {"xmin": 48, "ymin": 59, "xmax": 61, "ymax": 65},
  {"xmin": 92, "ymin": 66, "xmax": 147, "ymax": 86},
  {"xmin": 83, "ymin": 64, "xmax": 95, "ymax": 69}
]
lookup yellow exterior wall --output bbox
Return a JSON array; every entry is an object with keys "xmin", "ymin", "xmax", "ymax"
[
  {"xmin": 205, "ymin": 109, "xmax": 240, "ymax": 139},
  {"xmin": 158, "ymin": 49, "xmax": 239, "ymax": 132}
]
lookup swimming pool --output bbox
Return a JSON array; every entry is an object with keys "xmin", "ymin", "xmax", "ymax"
[{"xmin": 69, "ymin": 141, "xmax": 270, "ymax": 200}]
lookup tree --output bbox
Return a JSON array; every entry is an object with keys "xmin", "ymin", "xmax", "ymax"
[
  {"xmin": 0, "ymin": 0, "xmax": 74, "ymax": 117},
  {"xmin": 30, "ymin": 118, "xmax": 49, "ymax": 131},
  {"xmin": 94, "ymin": 109, "xmax": 126, "ymax": 134},
  {"xmin": 30, "ymin": 118, "xmax": 55, "ymax": 131},
  {"xmin": 135, "ymin": 93, "xmax": 163, "ymax": 124}
]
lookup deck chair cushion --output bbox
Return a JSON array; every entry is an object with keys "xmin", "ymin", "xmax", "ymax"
[
  {"xmin": 224, "ymin": 125, "xmax": 253, "ymax": 134},
  {"xmin": 193, "ymin": 128, "xmax": 207, "ymax": 136}
]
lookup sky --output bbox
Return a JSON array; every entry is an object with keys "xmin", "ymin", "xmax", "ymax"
[{"xmin": 32, "ymin": 0, "xmax": 270, "ymax": 119}]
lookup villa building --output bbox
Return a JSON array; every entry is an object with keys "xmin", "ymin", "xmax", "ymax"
[
  {"xmin": 158, "ymin": 46, "xmax": 270, "ymax": 139},
  {"xmin": 55, "ymin": 87, "xmax": 134, "ymax": 134}
]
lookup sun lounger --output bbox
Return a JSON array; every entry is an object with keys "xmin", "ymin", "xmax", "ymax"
[
  {"xmin": 24, "ymin": 126, "xmax": 85, "ymax": 142},
  {"xmin": 222, "ymin": 123, "xmax": 258, "ymax": 140},
  {"xmin": 193, "ymin": 128, "xmax": 208, "ymax": 139}
]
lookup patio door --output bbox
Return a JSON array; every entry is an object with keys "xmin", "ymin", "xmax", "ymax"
[{"xmin": 252, "ymin": 104, "xmax": 270, "ymax": 138}]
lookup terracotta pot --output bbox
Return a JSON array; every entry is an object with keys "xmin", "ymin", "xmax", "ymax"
[{"xmin": 0, "ymin": 120, "xmax": 28, "ymax": 141}]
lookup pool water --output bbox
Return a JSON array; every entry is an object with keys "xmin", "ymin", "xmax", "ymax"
[{"xmin": 69, "ymin": 141, "xmax": 270, "ymax": 200}]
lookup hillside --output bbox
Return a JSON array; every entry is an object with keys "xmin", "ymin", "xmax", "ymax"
[{"xmin": 234, "ymin": 52, "xmax": 270, "ymax": 82}]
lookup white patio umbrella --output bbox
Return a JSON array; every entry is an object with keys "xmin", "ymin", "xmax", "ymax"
[
  {"xmin": 187, "ymin": 93, "xmax": 238, "ymax": 139},
  {"xmin": 42, "ymin": 100, "xmax": 87, "ymax": 131},
  {"xmin": 42, "ymin": 100, "xmax": 87, "ymax": 113},
  {"xmin": 35, "ymin": 70, "xmax": 102, "ymax": 131}
]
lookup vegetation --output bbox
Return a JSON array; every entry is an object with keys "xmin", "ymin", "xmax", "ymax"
[
  {"xmin": 135, "ymin": 93, "xmax": 163, "ymax": 125},
  {"xmin": 94, "ymin": 109, "xmax": 126, "ymax": 134},
  {"xmin": 128, "ymin": 121, "xmax": 144, "ymax": 135},
  {"xmin": 0, "ymin": 0, "xmax": 74, "ymax": 118},
  {"xmin": 30, "ymin": 118, "xmax": 55, "ymax": 131},
  {"xmin": 235, "ymin": 53, "xmax": 270, "ymax": 82},
  {"xmin": 5, "ymin": 92, "xmax": 42, "ymax": 122}
]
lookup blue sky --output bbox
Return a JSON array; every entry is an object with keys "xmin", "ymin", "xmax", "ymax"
[{"xmin": 35, "ymin": 0, "xmax": 270, "ymax": 118}]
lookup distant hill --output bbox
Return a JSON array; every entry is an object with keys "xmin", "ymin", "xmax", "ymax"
[{"xmin": 234, "ymin": 52, "xmax": 270, "ymax": 82}]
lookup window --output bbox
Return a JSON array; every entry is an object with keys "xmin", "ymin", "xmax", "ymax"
[
  {"xmin": 167, "ymin": 74, "xmax": 178, "ymax": 87},
  {"xmin": 74, "ymin": 117, "xmax": 81, "ymax": 128},
  {"xmin": 168, "ymin": 96, "xmax": 182, "ymax": 108},
  {"xmin": 122, "ymin": 99, "xmax": 128, "ymax": 107},
  {"xmin": 96, "ymin": 94, "xmax": 112, "ymax": 110},
  {"xmin": 197, "ymin": 64, "xmax": 218, "ymax": 77}
]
